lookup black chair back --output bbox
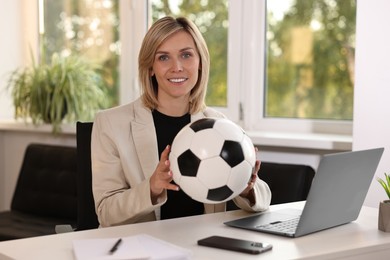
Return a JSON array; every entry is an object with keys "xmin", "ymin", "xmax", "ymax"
[
  {"xmin": 76, "ymin": 121, "xmax": 99, "ymax": 230},
  {"xmin": 258, "ymin": 162, "xmax": 315, "ymax": 205}
]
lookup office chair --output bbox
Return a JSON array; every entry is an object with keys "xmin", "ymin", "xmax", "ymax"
[
  {"xmin": 258, "ymin": 162, "xmax": 315, "ymax": 205},
  {"xmin": 76, "ymin": 121, "xmax": 100, "ymax": 230},
  {"xmin": 227, "ymin": 161, "xmax": 315, "ymax": 210},
  {"xmin": 55, "ymin": 122, "xmax": 99, "ymax": 233}
]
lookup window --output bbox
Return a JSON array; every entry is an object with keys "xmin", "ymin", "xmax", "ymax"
[
  {"xmin": 40, "ymin": 0, "xmax": 120, "ymax": 108},
  {"xmin": 238, "ymin": 0, "xmax": 355, "ymax": 135},
  {"xmin": 265, "ymin": 0, "xmax": 356, "ymax": 121}
]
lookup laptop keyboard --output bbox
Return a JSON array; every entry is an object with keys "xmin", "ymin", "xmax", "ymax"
[{"xmin": 255, "ymin": 217, "xmax": 300, "ymax": 234}]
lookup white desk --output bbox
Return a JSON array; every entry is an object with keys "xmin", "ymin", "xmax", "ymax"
[{"xmin": 0, "ymin": 202, "xmax": 390, "ymax": 260}]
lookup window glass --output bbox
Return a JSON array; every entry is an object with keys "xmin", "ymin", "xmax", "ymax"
[
  {"xmin": 265, "ymin": 0, "xmax": 356, "ymax": 120},
  {"xmin": 40, "ymin": 0, "xmax": 120, "ymax": 107},
  {"xmin": 150, "ymin": 0, "xmax": 229, "ymax": 107}
]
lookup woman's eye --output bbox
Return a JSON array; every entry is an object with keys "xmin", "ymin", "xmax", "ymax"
[
  {"xmin": 158, "ymin": 55, "xmax": 169, "ymax": 61},
  {"xmin": 182, "ymin": 53, "xmax": 192, "ymax": 59}
]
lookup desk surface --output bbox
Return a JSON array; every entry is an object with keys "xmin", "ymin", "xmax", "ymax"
[{"xmin": 0, "ymin": 202, "xmax": 390, "ymax": 260}]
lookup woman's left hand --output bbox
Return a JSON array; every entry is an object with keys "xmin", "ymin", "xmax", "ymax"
[
  {"xmin": 240, "ymin": 159, "xmax": 260, "ymax": 199},
  {"xmin": 239, "ymin": 160, "xmax": 260, "ymax": 206}
]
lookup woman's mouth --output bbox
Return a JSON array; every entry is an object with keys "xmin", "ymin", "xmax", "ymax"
[{"xmin": 169, "ymin": 78, "xmax": 187, "ymax": 83}]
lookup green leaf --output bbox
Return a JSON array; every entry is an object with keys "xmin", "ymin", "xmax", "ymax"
[{"xmin": 377, "ymin": 173, "xmax": 390, "ymax": 199}]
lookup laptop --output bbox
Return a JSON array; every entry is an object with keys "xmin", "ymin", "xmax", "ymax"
[{"xmin": 224, "ymin": 148, "xmax": 384, "ymax": 238}]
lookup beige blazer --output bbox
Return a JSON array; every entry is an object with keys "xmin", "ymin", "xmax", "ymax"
[{"xmin": 91, "ymin": 98, "xmax": 271, "ymax": 227}]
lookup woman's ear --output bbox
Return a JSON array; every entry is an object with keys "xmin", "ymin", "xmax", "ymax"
[{"xmin": 150, "ymin": 69, "xmax": 155, "ymax": 77}]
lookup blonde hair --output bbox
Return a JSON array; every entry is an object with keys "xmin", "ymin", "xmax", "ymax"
[{"xmin": 138, "ymin": 16, "xmax": 209, "ymax": 114}]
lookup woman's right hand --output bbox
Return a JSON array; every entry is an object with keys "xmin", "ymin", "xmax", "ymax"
[{"xmin": 149, "ymin": 145, "xmax": 179, "ymax": 202}]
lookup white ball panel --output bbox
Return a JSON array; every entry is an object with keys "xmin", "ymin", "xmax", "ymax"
[
  {"xmin": 190, "ymin": 129, "xmax": 224, "ymax": 159},
  {"xmin": 213, "ymin": 118, "xmax": 244, "ymax": 142},
  {"xmin": 197, "ymin": 157, "xmax": 231, "ymax": 189},
  {"xmin": 228, "ymin": 161, "xmax": 253, "ymax": 195},
  {"xmin": 179, "ymin": 176, "xmax": 208, "ymax": 202},
  {"xmin": 171, "ymin": 126, "xmax": 195, "ymax": 157},
  {"xmin": 241, "ymin": 134, "xmax": 256, "ymax": 167}
]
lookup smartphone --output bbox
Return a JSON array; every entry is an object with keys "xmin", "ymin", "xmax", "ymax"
[{"xmin": 197, "ymin": 235, "xmax": 272, "ymax": 255}]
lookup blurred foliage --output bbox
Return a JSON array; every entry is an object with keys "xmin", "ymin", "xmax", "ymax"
[
  {"xmin": 7, "ymin": 51, "xmax": 107, "ymax": 133},
  {"xmin": 266, "ymin": 0, "xmax": 356, "ymax": 120},
  {"xmin": 42, "ymin": 0, "xmax": 119, "ymax": 108},
  {"xmin": 151, "ymin": 0, "xmax": 228, "ymax": 107}
]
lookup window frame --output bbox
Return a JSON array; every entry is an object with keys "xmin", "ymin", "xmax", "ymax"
[
  {"xmin": 237, "ymin": 0, "xmax": 352, "ymax": 135},
  {"xmin": 119, "ymin": 0, "xmax": 148, "ymax": 105}
]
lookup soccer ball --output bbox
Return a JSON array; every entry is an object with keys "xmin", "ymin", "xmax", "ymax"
[{"xmin": 169, "ymin": 117, "xmax": 256, "ymax": 204}]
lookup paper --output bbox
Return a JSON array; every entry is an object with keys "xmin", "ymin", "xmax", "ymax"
[{"xmin": 72, "ymin": 234, "xmax": 192, "ymax": 260}]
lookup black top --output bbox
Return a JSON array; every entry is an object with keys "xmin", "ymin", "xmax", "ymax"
[{"xmin": 152, "ymin": 109, "xmax": 204, "ymax": 219}]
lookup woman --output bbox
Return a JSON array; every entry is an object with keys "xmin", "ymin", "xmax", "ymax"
[{"xmin": 91, "ymin": 16, "xmax": 271, "ymax": 227}]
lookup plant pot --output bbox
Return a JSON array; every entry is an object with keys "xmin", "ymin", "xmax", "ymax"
[
  {"xmin": 43, "ymin": 97, "xmax": 68, "ymax": 124},
  {"xmin": 378, "ymin": 200, "xmax": 390, "ymax": 232}
]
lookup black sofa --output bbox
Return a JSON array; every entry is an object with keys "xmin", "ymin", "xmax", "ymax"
[{"xmin": 0, "ymin": 144, "xmax": 78, "ymax": 241}]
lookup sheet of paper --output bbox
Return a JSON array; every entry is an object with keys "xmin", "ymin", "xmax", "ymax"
[
  {"xmin": 73, "ymin": 235, "xmax": 149, "ymax": 260},
  {"xmin": 136, "ymin": 234, "xmax": 192, "ymax": 260},
  {"xmin": 72, "ymin": 234, "xmax": 192, "ymax": 260}
]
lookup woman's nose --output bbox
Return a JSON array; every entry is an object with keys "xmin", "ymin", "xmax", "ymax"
[{"xmin": 171, "ymin": 58, "xmax": 183, "ymax": 72}]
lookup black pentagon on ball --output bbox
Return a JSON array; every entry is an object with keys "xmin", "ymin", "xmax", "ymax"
[
  {"xmin": 190, "ymin": 118, "xmax": 216, "ymax": 132},
  {"xmin": 220, "ymin": 140, "xmax": 244, "ymax": 167},
  {"xmin": 177, "ymin": 149, "xmax": 201, "ymax": 177},
  {"xmin": 207, "ymin": 185, "xmax": 234, "ymax": 201}
]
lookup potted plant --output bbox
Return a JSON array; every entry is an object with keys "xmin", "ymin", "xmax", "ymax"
[
  {"xmin": 377, "ymin": 173, "xmax": 390, "ymax": 232},
  {"xmin": 6, "ymin": 52, "xmax": 107, "ymax": 133}
]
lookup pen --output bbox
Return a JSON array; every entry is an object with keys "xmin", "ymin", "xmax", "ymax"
[{"xmin": 109, "ymin": 238, "xmax": 122, "ymax": 255}]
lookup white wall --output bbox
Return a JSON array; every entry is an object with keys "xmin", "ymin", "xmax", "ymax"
[
  {"xmin": 0, "ymin": 0, "xmax": 22, "ymax": 120},
  {"xmin": 354, "ymin": 0, "xmax": 390, "ymax": 207},
  {"xmin": 0, "ymin": 0, "xmax": 38, "ymax": 119},
  {"xmin": 0, "ymin": 0, "xmax": 22, "ymax": 211}
]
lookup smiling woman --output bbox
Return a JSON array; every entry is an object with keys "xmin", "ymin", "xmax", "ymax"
[
  {"xmin": 151, "ymin": 31, "xmax": 201, "ymax": 115},
  {"xmin": 138, "ymin": 16, "xmax": 210, "ymax": 116}
]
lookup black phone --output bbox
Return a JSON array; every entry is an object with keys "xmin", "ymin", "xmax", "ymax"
[{"xmin": 197, "ymin": 235, "xmax": 272, "ymax": 255}]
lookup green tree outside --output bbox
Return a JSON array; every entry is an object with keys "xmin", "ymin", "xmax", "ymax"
[{"xmin": 266, "ymin": 0, "xmax": 356, "ymax": 120}]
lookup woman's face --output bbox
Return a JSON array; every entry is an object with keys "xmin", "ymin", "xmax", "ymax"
[{"xmin": 151, "ymin": 30, "xmax": 200, "ymax": 103}]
